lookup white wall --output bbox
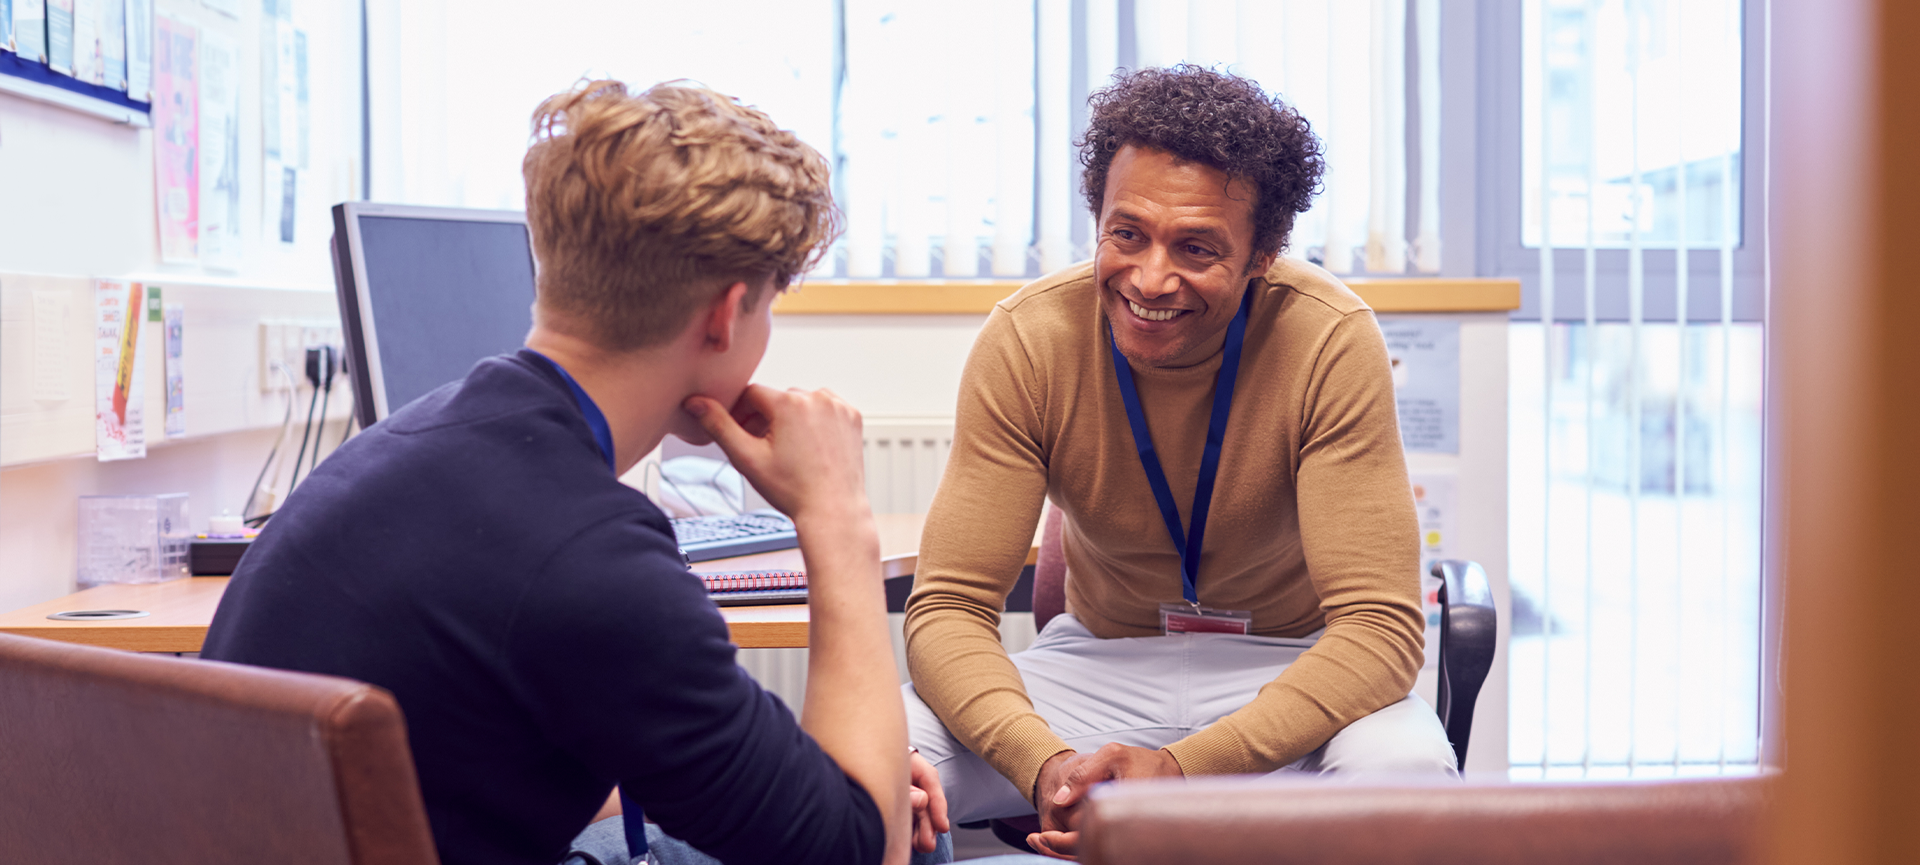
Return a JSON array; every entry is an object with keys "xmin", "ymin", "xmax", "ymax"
[
  {"xmin": 0, "ymin": 0, "xmax": 360, "ymax": 613},
  {"xmin": 756, "ymin": 314, "xmax": 987, "ymax": 419}
]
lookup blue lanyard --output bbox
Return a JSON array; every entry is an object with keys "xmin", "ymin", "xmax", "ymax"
[
  {"xmin": 528, "ymin": 350, "xmax": 648, "ymax": 860},
  {"xmin": 530, "ymin": 350, "xmax": 616, "ymax": 473},
  {"xmin": 1107, "ymin": 287, "xmax": 1252, "ymax": 606}
]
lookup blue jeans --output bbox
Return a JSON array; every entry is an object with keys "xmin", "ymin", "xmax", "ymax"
[{"xmin": 562, "ymin": 815, "xmax": 1052, "ymax": 864}]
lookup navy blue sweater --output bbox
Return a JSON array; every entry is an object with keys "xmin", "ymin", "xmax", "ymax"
[{"xmin": 203, "ymin": 351, "xmax": 880, "ymax": 865}]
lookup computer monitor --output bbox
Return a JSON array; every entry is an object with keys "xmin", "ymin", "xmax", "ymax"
[{"xmin": 330, "ymin": 203, "xmax": 537, "ymax": 428}]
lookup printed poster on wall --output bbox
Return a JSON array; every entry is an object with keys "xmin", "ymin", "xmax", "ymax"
[
  {"xmin": 2, "ymin": 1, "xmax": 13, "ymax": 54},
  {"xmin": 45, "ymin": 0, "xmax": 71, "ymax": 74},
  {"xmin": 261, "ymin": 1, "xmax": 304, "ymax": 242},
  {"xmin": 99, "ymin": 0, "xmax": 124, "ymax": 90},
  {"xmin": 12, "ymin": 2, "xmax": 47, "ymax": 64},
  {"xmin": 94, "ymin": 279, "xmax": 147, "ymax": 461},
  {"xmin": 153, "ymin": 14, "xmax": 198, "ymax": 264},
  {"xmin": 198, "ymin": 29, "xmax": 240, "ymax": 269},
  {"xmin": 1410, "ymin": 471, "xmax": 1457, "ymax": 668},
  {"xmin": 71, "ymin": 0, "xmax": 97, "ymax": 83},
  {"xmin": 164, "ymin": 303, "xmax": 185, "ymax": 437},
  {"xmin": 126, "ymin": 0, "xmax": 151, "ymax": 100},
  {"xmin": 1381, "ymin": 317, "xmax": 1461, "ymax": 454}
]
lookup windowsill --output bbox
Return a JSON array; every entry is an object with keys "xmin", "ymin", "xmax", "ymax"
[{"xmin": 771, "ymin": 278, "xmax": 1521, "ymax": 315}]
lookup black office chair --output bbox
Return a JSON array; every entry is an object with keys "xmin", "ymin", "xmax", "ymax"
[{"xmin": 969, "ymin": 508, "xmax": 1501, "ymax": 852}]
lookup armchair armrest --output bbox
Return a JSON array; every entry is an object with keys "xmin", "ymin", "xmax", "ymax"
[{"xmin": 1080, "ymin": 773, "xmax": 1772, "ymax": 865}]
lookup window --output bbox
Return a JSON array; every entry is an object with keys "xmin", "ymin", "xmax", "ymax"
[
  {"xmin": 372, "ymin": 0, "xmax": 1442, "ymax": 280},
  {"xmin": 1496, "ymin": 0, "xmax": 1766, "ymax": 779}
]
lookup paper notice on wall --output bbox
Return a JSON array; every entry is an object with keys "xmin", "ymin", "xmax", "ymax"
[
  {"xmin": 94, "ymin": 279, "xmax": 147, "ymax": 461},
  {"xmin": 164, "ymin": 303, "xmax": 185, "ymax": 437},
  {"xmin": 99, "ymin": 0, "xmax": 123, "ymax": 89},
  {"xmin": 153, "ymin": 15, "xmax": 198, "ymax": 263},
  {"xmin": 294, "ymin": 28, "xmax": 308, "ymax": 168},
  {"xmin": 13, "ymin": 1, "xmax": 47, "ymax": 64},
  {"xmin": 32, "ymin": 289, "xmax": 71, "ymax": 402},
  {"xmin": 46, "ymin": 0, "xmax": 71, "ymax": 74},
  {"xmin": 1381, "ymin": 317, "xmax": 1461, "ymax": 454},
  {"xmin": 125, "ymin": 0, "xmax": 151, "ymax": 101},
  {"xmin": 198, "ymin": 29, "xmax": 241, "ymax": 270},
  {"xmin": 1411, "ymin": 471, "xmax": 1456, "ymax": 664},
  {"xmin": 70, "ymin": 0, "xmax": 97, "ymax": 83},
  {"xmin": 259, "ymin": 0, "xmax": 281, "ymax": 160}
]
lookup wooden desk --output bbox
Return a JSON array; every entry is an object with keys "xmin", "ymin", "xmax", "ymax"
[{"xmin": 0, "ymin": 513, "xmax": 1037, "ymax": 653}]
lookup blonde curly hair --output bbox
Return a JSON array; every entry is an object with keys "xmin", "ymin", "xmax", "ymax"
[{"xmin": 523, "ymin": 80, "xmax": 840, "ymax": 350}]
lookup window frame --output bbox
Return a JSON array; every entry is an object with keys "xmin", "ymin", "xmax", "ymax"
[{"xmin": 1473, "ymin": 0, "xmax": 1768, "ymax": 323}]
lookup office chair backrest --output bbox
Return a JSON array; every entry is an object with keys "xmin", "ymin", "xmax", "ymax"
[
  {"xmin": 1033, "ymin": 505, "xmax": 1068, "ymax": 632},
  {"xmin": 0, "ymin": 632, "xmax": 439, "ymax": 865},
  {"xmin": 1432, "ymin": 559, "xmax": 1497, "ymax": 769}
]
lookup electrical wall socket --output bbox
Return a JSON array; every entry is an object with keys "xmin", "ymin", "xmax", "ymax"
[{"xmin": 257, "ymin": 318, "xmax": 343, "ymax": 391}]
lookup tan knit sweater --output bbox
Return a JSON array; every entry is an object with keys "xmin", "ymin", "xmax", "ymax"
[{"xmin": 903, "ymin": 257, "xmax": 1425, "ymax": 799}]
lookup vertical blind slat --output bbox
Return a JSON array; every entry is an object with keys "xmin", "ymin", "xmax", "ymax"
[
  {"xmin": 1415, "ymin": 0, "xmax": 1442, "ymax": 273},
  {"xmin": 1579, "ymin": 0, "xmax": 1603, "ymax": 776},
  {"xmin": 1036, "ymin": 0, "xmax": 1073, "ymax": 273},
  {"xmin": 1670, "ymin": 0, "xmax": 1689, "ymax": 771},
  {"xmin": 1535, "ymin": 0, "xmax": 1557, "ymax": 772},
  {"xmin": 1625, "ymin": 1, "xmax": 1645, "ymax": 774},
  {"xmin": 1715, "ymin": 0, "xmax": 1740, "ymax": 772}
]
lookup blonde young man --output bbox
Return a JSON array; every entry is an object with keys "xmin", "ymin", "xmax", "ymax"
[
  {"xmin": 904, "ymin": 67, "xmax": 1458, "ymax": 859},
  {"xmin": 205, "ymin": 81, "xmax": 1013, "ymax": 865}
]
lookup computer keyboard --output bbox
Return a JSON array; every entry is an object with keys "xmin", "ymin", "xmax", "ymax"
[{"xmin": 671, "ymin": 510, "xmax": 800, "ymax": 562}]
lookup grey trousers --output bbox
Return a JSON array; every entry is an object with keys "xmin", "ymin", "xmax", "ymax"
[{"xmin": 905, "ymin": 613, "xmax": 1459, "ymax": 824}]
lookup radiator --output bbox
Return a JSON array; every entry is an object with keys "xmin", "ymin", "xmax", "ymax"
[{"xmin": 860, "ymin": 417, "xmax": 957, "ymax": 514}]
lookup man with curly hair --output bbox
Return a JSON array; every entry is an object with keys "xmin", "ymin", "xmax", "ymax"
[{"xmin": 903, "ymin": 66, "xmax": 1457, "ymax": 858}]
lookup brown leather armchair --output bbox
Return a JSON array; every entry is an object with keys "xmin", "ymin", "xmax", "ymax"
[
  {"xmin": 0, "ymin": 632, "xmax": 438, "ymax": 865},
  {"xmin": 1078, "ymin": 773, "xmax": 1773, "ymax": 865}
]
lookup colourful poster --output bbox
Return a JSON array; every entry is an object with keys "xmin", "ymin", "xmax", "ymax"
[
  {"xmin": 1410, "ymin": 471, "xmax": 1456, "ymax": 665},
  {"xmin": 153, "ymin": 15, "xmax": 198, "ymax": 264},
  {"xmin": 94, "ymin": 279, "xmax": 147, "ymax": 461}
]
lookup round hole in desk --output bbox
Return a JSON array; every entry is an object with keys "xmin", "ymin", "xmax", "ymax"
[{"xmin": 47, "ymin": 609, "xmax": 151, "ymax": 621}]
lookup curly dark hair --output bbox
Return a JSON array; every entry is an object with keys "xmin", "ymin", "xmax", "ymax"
[{"xmin": 1078, "ymin": 65, "xmax": 1324, "ymax": 260}]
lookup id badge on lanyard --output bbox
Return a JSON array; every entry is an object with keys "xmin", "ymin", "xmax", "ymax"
[
  {"xmin": 1160, "ymin": 602, "xmax": 1253, "ymax": 635},
  {"xmin": 1109, "ymin": 287, "xmax": 1257, "ymax": 637}
]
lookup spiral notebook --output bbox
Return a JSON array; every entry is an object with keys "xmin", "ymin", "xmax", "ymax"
[{"xmin": 703, "ymin": 569, "xmax": 809, "ymax": 606}]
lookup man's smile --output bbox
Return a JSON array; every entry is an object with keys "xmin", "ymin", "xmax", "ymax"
[{"xmin": 1126, "ymin": 298, "xmax": 1189, "ymax": 322}]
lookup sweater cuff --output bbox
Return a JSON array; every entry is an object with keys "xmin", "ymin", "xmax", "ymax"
[
  {"xmin": 987, "ymin": 715, "xmax": 1075, "ymax": 805},
  {"xmin": 1162, "ymin": 719, "xmax": 1277, "ymax": 777}
]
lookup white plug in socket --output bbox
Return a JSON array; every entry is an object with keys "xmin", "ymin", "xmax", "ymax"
[{"xmin": 258, "ymin": 321, "xmax": 289, "ymax": 392}]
